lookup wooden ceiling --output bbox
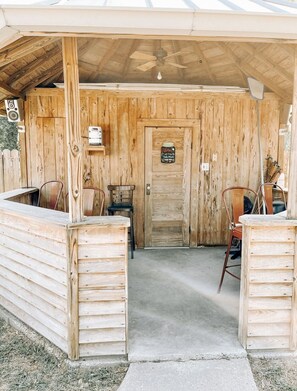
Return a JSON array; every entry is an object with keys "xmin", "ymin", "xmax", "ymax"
[{"xmin": 0, "ymin": 36, "xmax": 295, "ymax": 107}]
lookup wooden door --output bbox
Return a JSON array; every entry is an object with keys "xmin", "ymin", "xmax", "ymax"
[{"xmin": 144, "ymin": 126, "xmax": 192, "ymax": 247}]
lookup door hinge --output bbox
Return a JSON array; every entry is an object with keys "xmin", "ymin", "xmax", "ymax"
[{"xmin": 189, "ymin": 226, "xmax": 191, "ymax": 234}]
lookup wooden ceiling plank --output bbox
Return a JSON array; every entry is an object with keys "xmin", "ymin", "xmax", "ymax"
[
  {"xmin": 88, "ymin": 40, "xmax": 122, "ymax": 81},
  {"xmin": 217, "ymin": 42, "xmax": 248, "ymax": 86},
  {"xmin": 171, "ymin": 41, "xmax": 185, "ymax": 82},
  {"xmin": 239, "ymin": 42, "xmax": 293, "ymax": 82},
  {"xmin": 6, "ymin": 45, "xmax": 61, "ymax": 86},
  {"xmin": 191, "ymin": 42, "xmax": 217, "ymax": 84},
  {"xmin": 0, "ymin": 81, "xmax": 24, "ymax": 100},
  {"xmin": 226, "ymin": 45, "xmax": 291, "ymax": 102},
  {"xmin": 21, "ymin": 61, "xmax": 63, "ymax": 93},
  {"xmin": 121, "ymin": 40, "xmax": 141, "ymax": 80},
  {"xmin": 0, "ymin": 37, "xmax": 60, "ymax": 67}
]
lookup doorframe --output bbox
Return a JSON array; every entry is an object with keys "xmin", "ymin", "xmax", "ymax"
[{"xmin": 137, "ymin": 119, "xmax": 201, "ymax": 248}]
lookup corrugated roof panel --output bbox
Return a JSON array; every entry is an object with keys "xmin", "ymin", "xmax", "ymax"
[
  {"xmin": 191, "ymin": 0, "xmax": 231, "ymax": 11},
  {"xmin": 232, "ymin": 0, "xmax": 274, "ymax": 12},
  {"xmin": 150, "ymin": 0, "xmax": 189, "ymax": 9},
  {"xmin": 265, "ymin": 2, "xmax": 297, "ymax": 13},
  {"xmin": 107, "ymin": 0, "xmax": 147, "ymax": 6},
  {"xmin": 0, "ymin": 0, "xmax": 297, "ymax": 14}
]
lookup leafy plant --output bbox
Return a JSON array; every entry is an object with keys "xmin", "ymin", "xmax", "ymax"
[{"xmin": 0, "ymin": 116, "xmax": 18, "ymax": 150}]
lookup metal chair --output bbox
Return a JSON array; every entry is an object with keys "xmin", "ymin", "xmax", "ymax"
[
  {"xmin": 38, "ymin": 180, "xmax": 64, "ymax": 210},
  {"xmin": 64, "ymin": 187, "xmax": 105, "ymax": 216},
  {"xmin": 259, "ymin": 182, "xmax": 287, "ymax": 214},
  {"xmin": 82, "ymin": 187, "xmax": 105, "ymax": 216},
  {"xmin": 218, "ymin": 186, "xmax": 260, "ymax": 293},
  {"xmin": 107, "ymin": 185, "xmax": 135, "ymax": 259}
]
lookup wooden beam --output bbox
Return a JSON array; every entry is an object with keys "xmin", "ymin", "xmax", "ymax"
[
  {"xmin": 287, "ymin": 48, "xmax": 297, "ymax": 219},
  {"xmin": 6, "ymin": 45, "xmax": 61, "ymax": 86},
  {"xmin": 21, "ymin": 61, "xmax": 63, "ymax": 93},
  {"xmin": 88, "ymin": 40, "xmax": 121, "ymax": 81},
  {"xmin": 121, "ymin": 39, "xmax": 140, "ymax": 80},
  {"xmin": 62, "ymin": 37, "xmax": 83, "ymax": 223},
  {"xmin": 191, "ymin": 42, "xmax": 217, "ymax": 84},
  {"xmin": 217, "ymin": 43, "xmax": 248, "ymax": 86},
  {"xmin": 0, "ymin": 36, "xmax": 59, "ymax": 67},
  {"xmin": 239, "ymin": 42, "xmax": 293, "ymax": 83},
  {"xmin": 66, "ymin": 227, "xmax": 79, "ymax": 360},
  {"xmin": 171, "ymin": 40, "xmax": 185, "ymax": 82},
  {"xmin": 0, "ymin": 81, "xmax": 25, "ymax": 100},
  {"xmin": 225, "ymin": 44, "xmax": 292, "ymax": 102},
  {"xmin": 21, "ymin": 31, "xmax": 297, "ymax": 44}
]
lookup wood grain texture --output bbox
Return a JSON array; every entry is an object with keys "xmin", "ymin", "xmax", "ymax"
[
  {"xmin": 25, "ymin": 89, "xmax": 280, "ymax": 246},
  {"xmin": 62, "ymin": 37, "xmax": 83, "ymax": 223},
  {"xmin": 239, "ymin": 221, "xmax": 297, "ymax": 352}
]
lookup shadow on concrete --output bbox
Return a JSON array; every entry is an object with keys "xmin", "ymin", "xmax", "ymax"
[{"xmin": 128, "ymin": 247, "xmax": 246, "ymax": 361}]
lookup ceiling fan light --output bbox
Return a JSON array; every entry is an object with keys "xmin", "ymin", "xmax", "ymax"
[{"xmin": 157, "ymin": 71, "xmax": 162, "ymax": 80}]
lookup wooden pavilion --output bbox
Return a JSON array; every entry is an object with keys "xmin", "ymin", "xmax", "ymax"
[{"xmin": 0, "ymin": 0, "xmax": 297, "ymax": 358}]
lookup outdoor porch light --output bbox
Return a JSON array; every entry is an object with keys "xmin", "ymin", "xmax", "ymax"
[{"xmin": 247, "ymin": 77, "xmax": 264, "ymax": 100}]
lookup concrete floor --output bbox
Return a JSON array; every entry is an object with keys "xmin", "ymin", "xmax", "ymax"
[{"xmin": 128, "ymin": 247, "xmax": 246, "ymax": 362}]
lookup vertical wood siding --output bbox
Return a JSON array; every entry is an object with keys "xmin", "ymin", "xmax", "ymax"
[{"xmin": 24, "ymin": 89, "xmax": 280, "ymax": 246}]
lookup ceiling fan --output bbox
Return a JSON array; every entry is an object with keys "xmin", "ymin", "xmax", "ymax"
[{"xmin": 130, "ymin": 47, "xmax": 190, "ymax": 72}]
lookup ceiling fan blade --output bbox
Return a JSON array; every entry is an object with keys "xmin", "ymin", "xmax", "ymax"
[
  {"xmin": 164, "ymin": 49, "xmax": 192, "ymax": 59},
  {"xmin": 137, "ymin": 61, "xmax": 157, "ymax": 72},
  {"xmin": 130, "ymin": 51, "xmax": 156, "ymax": 61},
  {"xmin": 167, "ymin": 61, "xmax": 187, "ymax": 69}
]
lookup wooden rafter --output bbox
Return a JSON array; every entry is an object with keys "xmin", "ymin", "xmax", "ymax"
[
  {"xmin": 0, "ymin": 81, "xmax": 24, "ymax": 100},
  {"xmin": 0, "ymin": 37, "xmax": 60, "ymax": 68},
  {"xmin": 121, "ymin": 40, "xmax": 140, "ymax": 80},
  {"xmin": 89, "ymin": 39, "xmax": 121, "ymax": 81},
  {"xmin": 21, "ymin": 61, "xmax": 63, "ymax": 93},
  {"xmin": 239, "ymin": 42, "xmax": 293, "ymax": 83},
  {"xmin": 217, "ymin": 43, "xmax": 248, "ymax": 86},
  {"xmin": 6, "ymin": 45, "xmax": 61, "ymax": 87},
  {"xmin": 171, "ymin": 41, "xmax": 185, "ymax": 82},
  {"xmin": 225, "ymin": 44, "xmax": 292, "ymax": 102},
  {"xmin": 191, "ymin": 42, "xmax": 217, "ymax": 84}
]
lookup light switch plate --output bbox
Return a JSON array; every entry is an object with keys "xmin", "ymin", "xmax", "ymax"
[{"xmin": 201, "ymin": 163, "xmax": 209, "ymax": 171}]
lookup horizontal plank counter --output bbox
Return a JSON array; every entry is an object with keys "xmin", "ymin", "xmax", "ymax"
[
  {"xmin": 0, "ymin": 188, "xmax": 130, "ymax": 359},
  {"xmin": 239, "ymin": 212, "xmax": 297, "ymax": 352}
]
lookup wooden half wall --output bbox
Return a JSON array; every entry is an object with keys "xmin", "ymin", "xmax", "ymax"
[{"xmin": 24, "ymin": 88, "xmax": 281, "ymax": 246}]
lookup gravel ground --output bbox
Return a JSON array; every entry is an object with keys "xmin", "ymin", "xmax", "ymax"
[
  {"xmin": 2, "ymin": 316, "xmax": 297, "ymax": 391},
  {"xmin": 0, "ymin": 318, "xmax": 128, "ymax": 391}
]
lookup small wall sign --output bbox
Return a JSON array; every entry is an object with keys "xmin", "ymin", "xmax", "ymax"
[{"xmin": 161, "ymin": 142, "xmax": 175, "ymax": 164}]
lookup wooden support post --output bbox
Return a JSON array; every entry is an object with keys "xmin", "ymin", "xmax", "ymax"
[
  {"xmin": 287, "ymin": 48, "xmax": 297, "ymax": 219},
  {"xmin": 66, "ymin": 228, "xmax": 79, "ymax": 360},
  {"xmin": 62, "ymin": 37, "xmax": 83, "ymax": 223}
]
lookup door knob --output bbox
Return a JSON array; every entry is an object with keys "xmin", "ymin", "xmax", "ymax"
[{"xmin": 146, "ymin": 184, "xmax": 151, "ymax": 195}]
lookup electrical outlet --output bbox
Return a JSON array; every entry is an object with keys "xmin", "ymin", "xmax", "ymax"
[
  {"xmin": 201, "ymin": 163, "xmax": 209, "ymax": 171},
  {"xmin": 212, "ymin": 153, "xmax": 217, "ymax": 161}
]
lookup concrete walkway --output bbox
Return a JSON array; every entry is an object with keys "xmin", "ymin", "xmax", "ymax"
[
  {"xmin": 120, "ymin": 248, "xmax": 258, "ymax": 390},
  {"xmin": 118, "ymin": 358, "xmax": 258, "ymax": 391},
  {"xmin": 128, "ymin": 248, "xmax": 244, "ymax": 361}
]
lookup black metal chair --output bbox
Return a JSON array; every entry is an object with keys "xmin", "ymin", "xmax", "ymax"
[{"xmin": 107, "ymin": 185, "xmax": 135, "ymax": 258}]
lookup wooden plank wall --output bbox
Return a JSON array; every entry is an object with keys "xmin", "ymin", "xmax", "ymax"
[
  {"xmin": 24, "ymin": 89, "xmax": 281, "ymax": 246},
  {"xmin": 0, "ymin": 149, "xmax": 20, "ymax": 192},
  {"xmin": 0, "ymin": 210, "xmax": 68, "ymax": 353},
  {"xmin": 77, "ymin": 225, "xmax": 128, "ymax": 357},
  {"xmin": 239, "ymin": 222, "xmax": 297, "ymax": 350}
]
